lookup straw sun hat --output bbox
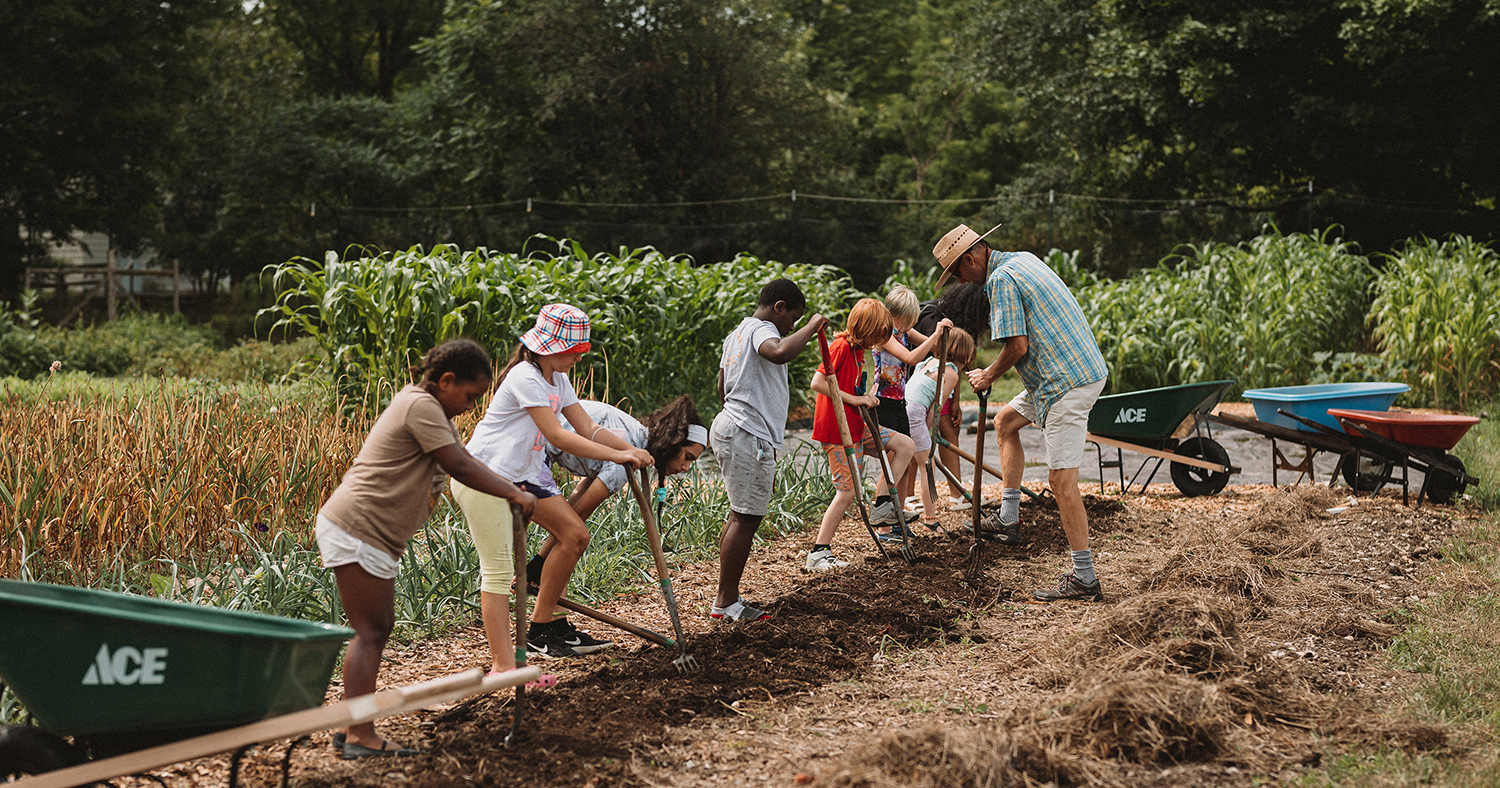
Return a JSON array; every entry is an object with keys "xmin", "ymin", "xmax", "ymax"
[{"xmin": 932, "ymin": 222, "xmax": 1002, "ymax": 289}]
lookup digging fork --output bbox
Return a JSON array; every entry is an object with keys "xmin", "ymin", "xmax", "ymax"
[{"xmin": 627, "ymin": 469, "xmax": 701, "ymax": 674}]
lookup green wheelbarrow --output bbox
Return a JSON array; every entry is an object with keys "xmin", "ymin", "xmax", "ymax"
[
  {"xmin": 1086, "ymin": 380, "xmax": 1240, "ymax": 497},
  {"xmin": 0, "ymin": 579, "xmax": 536, "ymax": 786}
]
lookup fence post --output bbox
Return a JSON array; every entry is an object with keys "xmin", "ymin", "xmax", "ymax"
[
  {"xmin": 173, "ymin": 259, "xmax": 181, "ymax": 314},
  {"xmin": 106, "ymin": 244, "xmax": 116, "ymax": 322}
]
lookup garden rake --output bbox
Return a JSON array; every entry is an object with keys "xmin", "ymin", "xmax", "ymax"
[
  {"xmin": 627, "ymin": 469, "xmax": 701, "ymax": 674},
  {"xmin": 966, "ymin": 387, "xmax": 990, "ymax": 582},
  {"xmin": 816, "ymin": 326, "xmax": 891, "ymax": 562},
  {"xmin": 505, "ymin": 502, "xmax": 531, "ymax": 748}
]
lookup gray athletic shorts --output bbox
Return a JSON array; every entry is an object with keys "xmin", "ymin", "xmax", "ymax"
[{"xmin": 710, "ymin": 411, "xmax": 776, "ymax": 517}]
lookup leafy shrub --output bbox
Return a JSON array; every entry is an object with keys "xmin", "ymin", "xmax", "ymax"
[
  {"xmin": 1080, "ymin": 226, "xmax": 1374, "ymax": 395},
  {"xmin": 263, "ymin": 239, "xmax": 862, "ymax": 415},
  {"xmin": 1370, "ymin": 236, "xmax": 1500, "ymax": 410},
  {"xmin": 0, "ymin": 306, "xmax": 217, "ymax": 379}
]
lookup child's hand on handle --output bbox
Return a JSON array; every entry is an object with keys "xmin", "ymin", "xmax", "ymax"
[
  {"xmin": 508, "ymin": 488, "xmax": 538, "ymax": 520},
  {"xmin": 936, "ymin": 317, "xmax": 954, "ymax": 332},
  {"xmin": 619, "ymin": 447, "xmax": 654, "ymax": 469},
  {"xmin": 806, "ymin": 314, "xmax": 830, "ymax": 334}
]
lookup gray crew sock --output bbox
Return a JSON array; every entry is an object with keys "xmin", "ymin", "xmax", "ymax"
[
  {"xmin": 1000, "ymin": 488, "xmax": 1022, "ymax": 524},
  {"xmin": 1071, "ymin": 550, "xmax": 1096, "ymax": 585}
]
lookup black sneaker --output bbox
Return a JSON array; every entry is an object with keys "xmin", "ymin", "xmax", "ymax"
[
  {"xmin": 1033, "ymin": 571, "xmax": 1103, "ymax": 602},
  {"xmin": 981, "ymin": 513, "xmax": 1027, "ymax": 546},
  {"xmin": 556, "ymin": 618, "xmax": 615, "ymax": 655},
  {"xmin": 525, "ymin": 621, "xmax": 581, "ymax": 659}
]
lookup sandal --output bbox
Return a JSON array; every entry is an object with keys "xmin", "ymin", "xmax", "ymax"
[
  {"xmin": 920, "ymin": 518, "xmax": 942, "ymax": 532},
  {"xmin": 341, "ymin": 740, "xmax": 419, "ymax": 759}
]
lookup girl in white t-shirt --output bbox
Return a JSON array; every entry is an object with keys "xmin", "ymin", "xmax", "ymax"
[{"xmin": 459, "ymin": 304, "xmax": 652, "ymax": 661}]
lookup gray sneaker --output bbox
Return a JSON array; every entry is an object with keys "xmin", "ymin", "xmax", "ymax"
[
  {"xmin": 868, "ymin": 500, "xmax": 899, "ymax": 525},
  {"xmin": 805, "ymin": 549, "xmax": 851, "ymax": 572}
]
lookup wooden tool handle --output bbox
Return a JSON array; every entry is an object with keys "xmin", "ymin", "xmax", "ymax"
[{"xmin": 817, "ymin": 326, "xmax": 854, "ymax": 448}]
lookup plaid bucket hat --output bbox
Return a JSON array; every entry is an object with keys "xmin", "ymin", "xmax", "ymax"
[{"xmin": 521, "ymin": 303, "xmax": 591, "ymax": 355}]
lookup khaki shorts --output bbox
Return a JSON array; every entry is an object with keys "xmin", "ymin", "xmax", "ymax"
[
  {"xmin": 710, "ymin": 412, "xmax": 776, "ymax": 517},
  {"xmin": 316, "ymin": 515, "xmax": 400, "ymax": 580},
  {"xmin": 451, "ymin": 479, "xmax": 516, "ymax": 596},
  {"xmin": 1007, "ymin": 379, "xmax": 1106, "ymax": 470}
]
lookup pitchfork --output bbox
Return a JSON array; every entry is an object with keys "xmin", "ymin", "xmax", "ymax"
[{"xmin": 627, "ymin": 469, "xmax": 701, "ymax": 674}]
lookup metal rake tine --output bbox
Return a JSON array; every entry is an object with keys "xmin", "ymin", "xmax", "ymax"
[{"xmin": 674, "ymin": 654, "xmax": 702, "ymax": 675}]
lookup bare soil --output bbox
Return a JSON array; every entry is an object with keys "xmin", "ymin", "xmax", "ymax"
[{"xmin": 130, "ymin": 483, "xmax": 1476, "ymax": 788}]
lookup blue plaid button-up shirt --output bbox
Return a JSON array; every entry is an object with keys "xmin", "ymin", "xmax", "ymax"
[{"xmin": 986, "ymin": 250, "xmax": 1107, "ymax": 426}]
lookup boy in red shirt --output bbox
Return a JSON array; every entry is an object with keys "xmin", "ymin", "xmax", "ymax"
[{"xmin": 806, "ymin": 298, "xmax": 901, "ymax": 571}]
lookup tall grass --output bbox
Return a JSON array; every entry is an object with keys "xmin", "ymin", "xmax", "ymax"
[
  {"xmin": 263, "ymin": 239, "xmax": 862, "ymax": 415},
  {"xmin": 1080, "ymin": 226, "xmax": 1373, "ymax": 395},
  {"xmin": 0, "ymin": 374, "xmax": 364, "ymax": 581},
  {"xmin": 1370, "ymin": 236, "xmax": 1500, "ymax": 411}
]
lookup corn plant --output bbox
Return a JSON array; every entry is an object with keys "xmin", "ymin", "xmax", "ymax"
[
  {"xmin": 1080, "ymin": 226, "xmax": 1374, "ymax": 395},
  {"xmin": 261, "ymin": 239, "xmax": 861, "ymax": 415},
  {"xmin": 1370, "ymin": 236, "xmax": 1500, "ymax": 410}
]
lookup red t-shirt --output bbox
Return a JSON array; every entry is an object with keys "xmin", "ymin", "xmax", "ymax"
[{"xmin": 812, "ymin": 336, "xmax": 867, "ymax": 445}]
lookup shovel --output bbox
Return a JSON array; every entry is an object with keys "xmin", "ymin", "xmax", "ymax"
[
  {"xmin": 505, "ymin": 502, "xmax": 531, "ymax": 748},
  {"xmin": 626, "ymin": 469, "xmax": 701, "ymax": 674},
  {"xmin": 816, "ymin": 326, "xmax": 890, "ymax": 561},
  {"xmin": 966, "ymin": 387, "xmax": 990, "ymax": 581},
  {"xmin": 860, "ymin": 404, "xmax": 917, "ymax": 564}
]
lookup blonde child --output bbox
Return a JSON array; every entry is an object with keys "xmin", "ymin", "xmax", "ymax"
[
  {"xmin": 317, "ymin": 339, "xmax": 537, "ymax": 759},
  {"xmin": 873, "ymin": 285, "xmax": 952, "ymax": 529},
  {"xmin": 807, "ymin": 298, "xmax": 904, "ymax": 571},
  {"xmin": 904, "ymin": 328, "xmax": 976, "ymax": 529},
  {"xmin": 458, "ymin": 304, "xmax": 653, "ymax": 660}
]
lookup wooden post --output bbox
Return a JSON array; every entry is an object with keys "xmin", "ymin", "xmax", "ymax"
[
  {"xmin": 172, "ymin": 258, "xmax": 180, "ymax": 314},
  {"xmin": 105, "ymin": 245, "xmax": 116, "ymax": 321}
]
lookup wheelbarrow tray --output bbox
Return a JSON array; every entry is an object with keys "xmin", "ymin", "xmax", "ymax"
[
  {"xmin": 0, "ymin": 579, "xmax": 352, "ymax": 744},
  {"xmin": 1326, "ymin": 409, "xmax": 1480, "ymax": 451},
  {"xmin": 1242, "ymin": 383, "xmax": 1408, "ymax": 432},
  {"xmin": 1088, "ymin": 380, "xmax": 1236, "ymax": 446}
]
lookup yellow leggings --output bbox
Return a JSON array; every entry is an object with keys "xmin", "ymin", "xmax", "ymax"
[{"xmin": 451, "ymin": 479, "xmax": 515, "ymax": 595}]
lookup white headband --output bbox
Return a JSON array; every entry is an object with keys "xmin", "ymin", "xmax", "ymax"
[{"xmin": 686, "ymin": 424, "xmax": 709, "ymax": 446}]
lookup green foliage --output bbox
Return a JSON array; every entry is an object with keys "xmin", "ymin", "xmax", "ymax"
[
  {"xmin": 263, "ymin": 240, "xmax": 861, "ymax": 414},
  {"xmin": 1370, "ymin": 236, "xmax": 1500, "ymax": 411},
  {"xmin": 1080, "ymin": 226, "xmax": 1373, "ymax": 395},
  {"xmin": 0, "ymin": 302, "xmax": 322, "ymax": 383},
  {"xmin": 1452, "ymin": 404, "xmax": 1500, "ymax": 512}
]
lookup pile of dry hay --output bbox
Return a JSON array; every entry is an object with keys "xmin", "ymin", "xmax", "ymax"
[{"xmin": 816, "ymin": 490, "xmax": 1450, "ymax": 788}]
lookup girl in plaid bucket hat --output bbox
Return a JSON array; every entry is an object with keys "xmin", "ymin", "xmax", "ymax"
[{"xmin": 459, "ymin": 304, "xmax": 654, "ymax": 660}]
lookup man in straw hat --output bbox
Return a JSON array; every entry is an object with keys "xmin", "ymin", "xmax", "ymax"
[{"xmin": 933, "ymin": 223, "xmax": 1109, "ymax": 602}]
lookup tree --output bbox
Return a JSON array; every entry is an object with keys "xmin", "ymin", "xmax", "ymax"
[
  {"xmin": 262, "ymin": 0, "xmax": 445, "ymax": 100},
  {"xmin": 975, "ymin": 0, "xmax": 1498, "ymax": 267},
  {"xmin": 0, "ymin": 0, "xmax": 231, "ymax": 296}
]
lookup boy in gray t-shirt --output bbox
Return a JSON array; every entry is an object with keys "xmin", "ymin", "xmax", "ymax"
[{"xmin": 709, "ymin": 279, "xmax": 827, "ymax": 623}]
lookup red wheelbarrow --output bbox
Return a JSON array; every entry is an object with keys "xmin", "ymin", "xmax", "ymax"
[{"xmin": 1327, "ymin": 409, "xmax": 1481, "ymax": 505}]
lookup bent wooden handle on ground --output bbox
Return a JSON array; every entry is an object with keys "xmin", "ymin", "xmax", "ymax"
[{"xmin": 15, "ymin": 667, "xmax": 541, "ymax": 788}]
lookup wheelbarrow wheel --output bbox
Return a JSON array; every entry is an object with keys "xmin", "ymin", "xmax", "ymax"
[
  {"xmin": 0, "ymin": 726, "xmax": 83, "ymax": 779},
  {"xmin": 1341, "ymin": 453, "xmax": 1394, "ymax": 493},
  {"xmin": 1426, "ymin": 455, "xmax": 1468, "ymax": 506},
  {"xmin": 1170, "ymin": 437, "xmax": 1231, "ymax": 497}
]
